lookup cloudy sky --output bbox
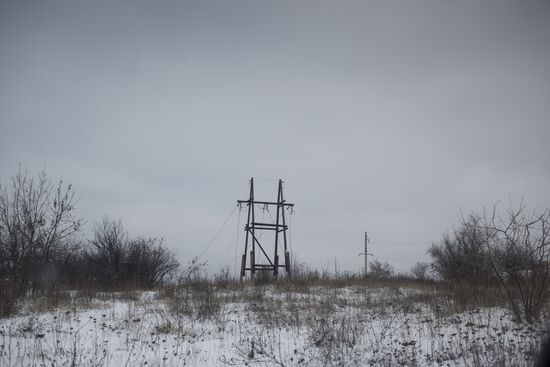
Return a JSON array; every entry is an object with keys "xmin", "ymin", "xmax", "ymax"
[{"xmin": 1, "ymin": 0, "xmax": 549, "ymax": 274}]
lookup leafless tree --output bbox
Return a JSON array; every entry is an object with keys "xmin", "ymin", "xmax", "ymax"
[
  {"xmin": 0, "ymin": 169, "xmax": 82, "ymax": 291},
  {"xmin": 88, "ymin": 217, "xmax": 128, "ymax": 286},
  {"xmin": 480, "ymin": 202, "xmax": 550, "ymax": 323}
]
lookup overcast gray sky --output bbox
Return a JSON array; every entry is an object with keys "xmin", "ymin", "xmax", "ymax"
[{"xmin": 1, "ymin": 0, "xmax": 549, "ymax": 274}]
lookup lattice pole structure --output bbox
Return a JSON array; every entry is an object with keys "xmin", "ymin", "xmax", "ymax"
[{"xmin": 238, "ymin": 178, "xmax": 294, "ymax": 280}]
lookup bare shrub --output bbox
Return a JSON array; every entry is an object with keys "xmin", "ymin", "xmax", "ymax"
[
  {"xmin": 178, "ymin": 257, "xmax": 208, "ymax": 287},
  {"xmin": 124, "ymin": 236, "xmax": 179, "ymax": 287},
  {"xmin": 369, "ymin": 260, "xmax": 394, "ymax": 279},
  {"xmin": 479, "ymin": 202, "xmax": 550, "ymax": 323},
  {"xmin": 87, "ymin": 217, "xmax": 178, "ymax": 289},
  {"xmin": 431, "ymin": 202, "xmax": 550, "ymax": 323},
  {"xmin": 428, "ymin": 214, "xmax": 492, "ymax": 285},
  {"xmin": 213, "ymin": 265, "xmax": 233, "ymax": 289},
  {"xmin": 411, "ymin": 261, "xmax": 431, "ymax": 281}
]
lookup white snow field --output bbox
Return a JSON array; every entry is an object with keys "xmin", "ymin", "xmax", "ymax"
[{"xmin": 0, "ymin": 284, "xmax": 547, "ymax": 366}]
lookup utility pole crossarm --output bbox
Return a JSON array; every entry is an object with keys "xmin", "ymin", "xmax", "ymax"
[{"xmin": 237, "ymin": 200, "xmax": 294, "ymax": 207}]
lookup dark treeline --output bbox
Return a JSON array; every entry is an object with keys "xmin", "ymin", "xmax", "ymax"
[{"xmin": 0, "ymin": 169, "xmax": 179, "ymax": 297}]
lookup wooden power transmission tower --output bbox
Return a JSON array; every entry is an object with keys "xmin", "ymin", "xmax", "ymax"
[{"xmin": 238, "ymin": 178, "xmax": 294, "ymax": 280}]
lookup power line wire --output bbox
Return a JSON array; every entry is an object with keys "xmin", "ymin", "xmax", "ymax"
[
  {"xmin": 335, "ymin": 246, "xmax": 364, "ymax": 261},
  {"xmin": 370, "ymin": 241, "xmax": 437, "ymax": 246},
  {"xmin": 196, "ymin": 204, "xmax": 238, "ymax": 259}
]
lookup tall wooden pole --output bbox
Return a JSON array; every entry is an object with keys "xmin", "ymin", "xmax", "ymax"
[
  {"xmin": 240, "ymin": 178, "xmax": 253, "ymax": 281},
  {"xmin": 364, "ymin": 231, "xmax": 368, "ymax": 278},
  {"xmin": 250, "ymin": 178, "xmax": 255, "ymax": 278},
  {"xmin": 279, "ymin": 180, "xmax": 290, "ymax": 275},
  {"xmin": 273, "ymin": 180, "xmax": 283, "ymax": 277}
]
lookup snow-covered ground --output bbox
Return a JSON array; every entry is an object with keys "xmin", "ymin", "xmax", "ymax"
[{"xmin": 0, "ymin": 285, "xmax": 547, "ymax": 366}]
